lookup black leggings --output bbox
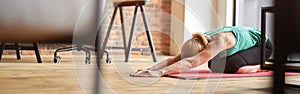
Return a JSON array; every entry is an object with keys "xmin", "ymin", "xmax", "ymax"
[{"xmin": 208, "ymin": 40, "xmax": 273, "ymax": 73}]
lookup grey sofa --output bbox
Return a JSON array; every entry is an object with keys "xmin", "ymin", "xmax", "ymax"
[{"xmin": 0, "ymin": 0, "xmax": 103, "ymax": 63}]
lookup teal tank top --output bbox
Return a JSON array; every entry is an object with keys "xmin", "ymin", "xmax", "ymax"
[{"xmin": 204, "ymin": 26, "xmax": 265, "ymax": 56}]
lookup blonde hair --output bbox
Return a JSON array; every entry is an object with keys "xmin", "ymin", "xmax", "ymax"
[{"xmin": 180, "ymin": 33, "xmax": 210, "ymax": 58}]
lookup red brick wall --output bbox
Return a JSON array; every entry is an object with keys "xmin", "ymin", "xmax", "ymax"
[{"xmin": 2, "ymin": 0, "xmax": 171, "ymax": 56}]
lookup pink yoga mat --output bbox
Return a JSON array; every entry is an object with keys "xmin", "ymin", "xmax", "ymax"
[{"xmin": 166, "ymin": 70, "xmax": 300, "ymax": 80}]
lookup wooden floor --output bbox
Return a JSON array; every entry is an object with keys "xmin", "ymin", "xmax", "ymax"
[{"xmin": 0, "ymin": 54, "xmax": 300, "ymax": 94}]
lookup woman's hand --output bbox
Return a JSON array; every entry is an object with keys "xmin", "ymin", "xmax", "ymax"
[
  {"xmin": 129, "ymin": 55, "xmax": 182, "ymax": 77},
  {"xmin": 129, "ymin": 69, "xmax": 164, "ymax": 77}
]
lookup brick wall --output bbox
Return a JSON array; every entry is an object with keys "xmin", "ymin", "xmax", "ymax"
[{"xmin": 2, "ymin": 0, "xmax": 172, "ymax": 56}]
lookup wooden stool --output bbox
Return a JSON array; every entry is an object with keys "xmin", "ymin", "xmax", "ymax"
[{"xmin": 100, "ymin": 0, "xmax": 157, "ymax": 62}]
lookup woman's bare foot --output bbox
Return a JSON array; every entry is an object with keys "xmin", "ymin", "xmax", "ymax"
[
  {"xmin": 130, "ymin": 69, "xmax": 163, "ymax": 77},
  {"xmin": 236, "ymin": 65, "xmax": 269, "ymax": 74}
]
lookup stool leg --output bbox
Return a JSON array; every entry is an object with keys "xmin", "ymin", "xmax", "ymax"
[
  {"xmin": 139, "ymin": 5, "xmax": 157, "ymax": 62},
  {"xmin": 33, "ymin": 43, "xmax": 42, "ymax": 63},
  {"xmin": 99, "ymin": 6, "xmax": 118, "ymax": 60},
  {"xmin": 15, "ymin": 43, "xmax": 21, "ymax": 60},
  {"xmin": 125, "ymin": 6, "xmax": 139, "ymax": 62},
  {"xmin": 0, "ymin": 42, "xmax": 5, "ymax": 62},
  {"xmin": 119, "ymin": 7, "xmax": 127, "ymax": 58}
]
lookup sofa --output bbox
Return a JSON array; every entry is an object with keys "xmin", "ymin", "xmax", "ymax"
[{"xmin": 0, "ymin": 0, "xmax": 103, "ymax": 63}]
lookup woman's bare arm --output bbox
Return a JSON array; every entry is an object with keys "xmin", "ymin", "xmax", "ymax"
[{"xmin": 148, "ymin": 54, "xmax": 182, "ymax": 71}]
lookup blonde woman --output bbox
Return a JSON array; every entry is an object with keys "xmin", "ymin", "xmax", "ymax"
[{"xmin": 130, "ymin": 26, "xmax": 273, "ymax": 77}]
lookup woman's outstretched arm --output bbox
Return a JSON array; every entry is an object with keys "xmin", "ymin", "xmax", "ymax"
[
  {"xmin": 148, "ymin": 54, "xmax": 182, "ymax": 71},
  {"xmin": 129, "ymin": 54, "xmax": 182, "ymax": 77}
]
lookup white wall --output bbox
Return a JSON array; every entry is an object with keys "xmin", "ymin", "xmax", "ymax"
[
  {"xmin": 236, "ymin": 0, "xmax": 258, "ymax": 28},
  {"xmin": 184, "ymin": 0, "xmax": 226, "ymax": 41},
  {"xmin": 185, "ymin": 0, "xmax": 215, "ymax": 41}
]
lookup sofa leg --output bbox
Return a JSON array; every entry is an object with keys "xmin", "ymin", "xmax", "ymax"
[
  {"xmin": 32, "ymin": 43, "xmax": 42, "ymax": 63},
  {"xmin": 15, "ymin": 43, "xmax": 21, "ymax": 60},
  {"xmin": 0, "ymin": 42, "xmax": 5, "ymax": 62}
]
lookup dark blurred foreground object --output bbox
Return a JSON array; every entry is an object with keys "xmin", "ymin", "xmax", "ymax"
[{"xmin": 260, "ymin": 0, "xmax": 300, "ymax": 94}]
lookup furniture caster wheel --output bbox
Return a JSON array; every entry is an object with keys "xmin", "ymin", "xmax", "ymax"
[
  {"xmin": 86, "ymin": 60, "xmax": 91, "ymax": 64},
  {"xmin": 54, "ymin": 56, "xmax": 61, "ymax": 63},
  {"xmin": 106, "ymin": 58, "xmax": 112, "ymax": 63}
]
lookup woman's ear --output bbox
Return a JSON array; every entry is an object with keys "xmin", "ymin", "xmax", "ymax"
[{"xmin": 192, "ymin": 33, "xmax": 210, "ymax": 47}]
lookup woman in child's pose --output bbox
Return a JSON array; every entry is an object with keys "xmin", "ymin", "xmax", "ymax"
[{"xmin": 130, "ymin": 26, "xmax": 273, "ymax": 77}]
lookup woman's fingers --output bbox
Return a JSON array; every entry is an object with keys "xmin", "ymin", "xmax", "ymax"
[{"xmin": 130, "ymin": 70, "xmax": 162, "ymax": 77}]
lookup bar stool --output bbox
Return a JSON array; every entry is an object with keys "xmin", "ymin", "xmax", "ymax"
[{"xmin": 100, "ymin": 0, "xmax": 157, "ymax": 62}]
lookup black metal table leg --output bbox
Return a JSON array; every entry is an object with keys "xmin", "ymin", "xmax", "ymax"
[
  {"xmin": 119, "ymin": 6, "xmax": 128, "ymax": 60},
  {"xmin": 125, "ymin": 5, "xmax": 139, "ymax": 62},
  {"xmin": 140, "ymin": 5, "xmax": 157, "ymax": 62}
]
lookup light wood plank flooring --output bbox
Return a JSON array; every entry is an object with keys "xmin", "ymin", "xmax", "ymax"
[{"xmin": 0, "ymin": 54, "xmax": 300, "ymax": 94}]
